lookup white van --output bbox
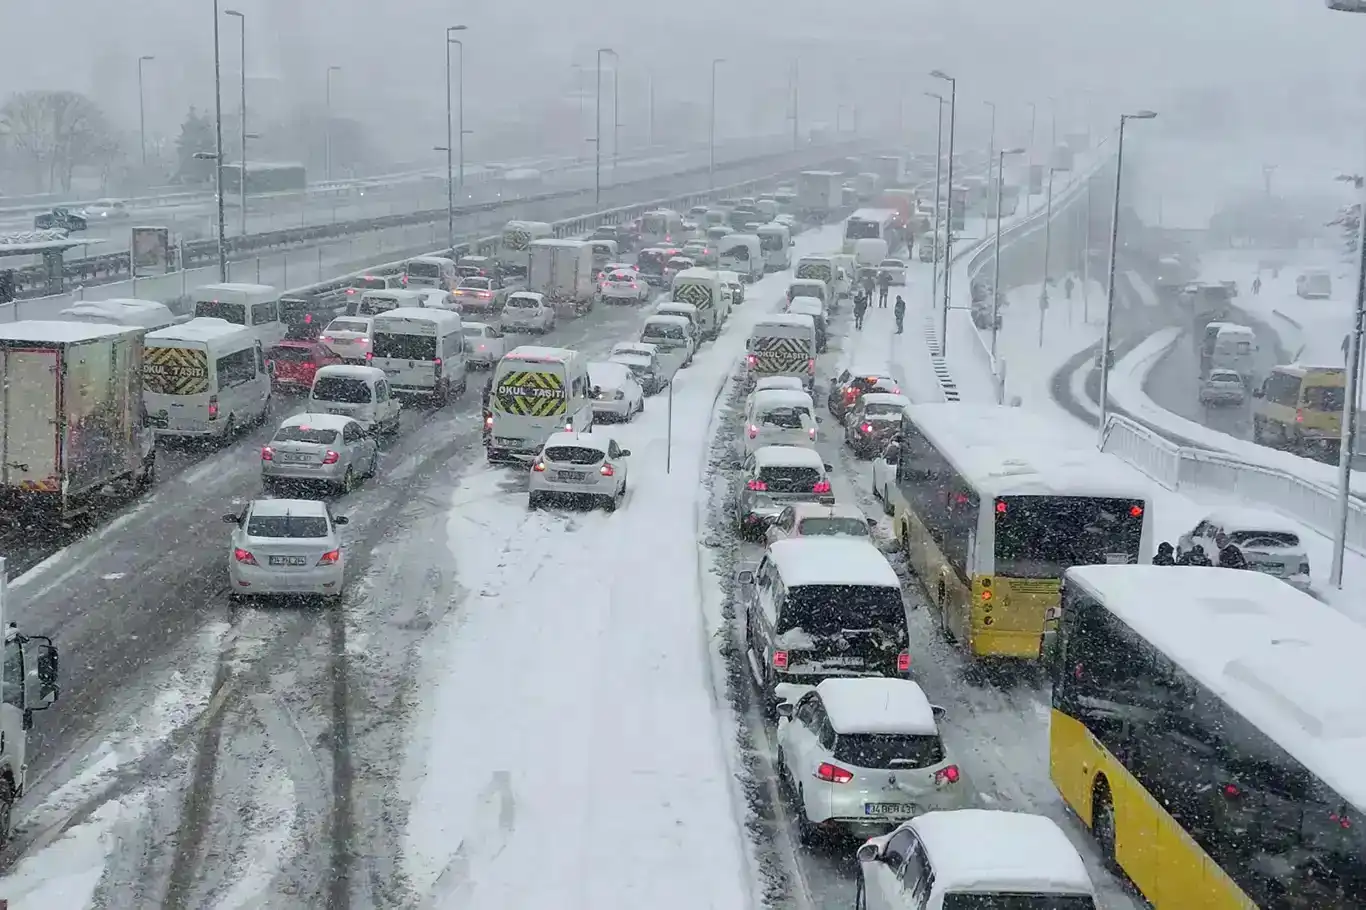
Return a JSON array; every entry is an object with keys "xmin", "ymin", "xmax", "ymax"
[
  {"xmin": 654, "ymin": 300, "xmax": 702, "ymax": 337},
  {"xmin": 369, "ymin": 307, "xmax": 468, "ymax": 404},
  {"xmin": 308, "ymin": 364, "xmax": 401, "ymax": 434},
  {"xmin": 1213, "ymin": 324, "xmax": 1257, "ymax": 379},
  {"xmin": 351, "ymin": 288, "xmax": 427, "ymax": 317},
  {"xmin": 670, "ymin": 267, "xmax": 730, "ymax": 339},
  {"xmin": 718, "ymin": 233, "xmax": 764, "ymax": 282},
  {"xmin": 786, "ymin": 278, "xmax": 831, "ymax": 311},
  {"xmin": 638, "ymin": 209, "xmax": 686, "ymax": 248},
  {"xmin": 143, "ymin": 317, "xmax": 271, "ymax": 438},
  {"xmin": 747, "ymin": 314, "xmax": 817, "ymax": 392},
  {"xmin": 497, "ymin": 220, "xmax": 554, "ymax": 279},
  {"xmin": 404, "ymin": 256, "xmax": 458, "ymax": 290},
  {"xmin": 192, "ymin": 282, "xmax": 284, "ymax": 348},
  {"xmin": 59, "ymin": 298, "xmax": 176, "ymax": 331},
  {"xmin": 756, "ymin": 223, "xmax": 792, "ymax": 272},
  {"xmin": 487, "ymin": 345, "xmax": 594, "ymax": 463},
  {"xmin": 717, "ymin": 270, "xmax": 745, "ymax": 306},
  {"xmin": 641, "ymin": 314, "xmax": 696, "ymax": 374}
]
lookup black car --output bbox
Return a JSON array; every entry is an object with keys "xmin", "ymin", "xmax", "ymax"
[
  {"xmin": 827, "ymin": 369, "xmax": 900, "ymax": 421},
  {"xmin": 33, "ymin": 207, "xmax": 87, "ymax": 232}
]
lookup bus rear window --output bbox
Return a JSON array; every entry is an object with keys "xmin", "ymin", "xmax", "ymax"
[
  {"xmin": 372, "ymin": 333, "xmax": 437, "ymax": 361},
  {"xmin": 1303, "ymin": 387, "xmax": 1344, "ymax": 412},
  {"xmin": 195, "ymin": 300, "xmax": 246, "ymax": 324},
  {"xmin": 994, "ymin": 496, "xmax": 1145, "ymax": 579},
  {"xmin": 407, "ymin": 261, "xmax": 441, "ymax": 279}
]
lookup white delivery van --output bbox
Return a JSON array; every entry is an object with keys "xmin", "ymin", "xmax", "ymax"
[
  {"xmin": 718, "ymin": 233, "xmax": 764, "ymax": 282},
  {"xmin": 193, "ymin": 282, "xmax": 285, "ymax": 348},
  {"xmin": 653, "ymin": 300, "xmax": 703, "ymax": 337},
  {"xmin": 786, "ymin": 278, "xmax": 831, "ymax": 311},
  {"xmin": 640, "ymin": 314, "xmax": 696, "ymax": 375},
  {"xmin": 351, "ymin": 288, "xmax": 428, "ymax": 317},
  {"xmin": 638, "ymin": 209, "xmax": 686, "ymax": 247},
  {"xmin": 528, "ymin": 239, "xmax": 597, "ymax": 314},
  {"xmin": 795, "ymin": 255, "xmax": 837, "ymax": 287},
  {"xmin": 670, "ymin": 267, "xmax": 730, "ymax": 339},
  {"xmin": 588, "ymin": 240, "xmax": 619, "ymax": 270},
  {"xmin": 59, "ymin": 298, "xmax": 176, "ymax": 331},
  {"xmin": 487, "ymin": 345, "xmax": 594, "ymax": 463},
  {"xmin": 1213, "ymin": 324, "xmax": 1258, "ymax": 379},
  {"xmin": 143, "ymin": 317, "xmax": 271, "ymax": 438},
  {"xmin": 756, "ymin": 222, "xmax": 792, "ymax": 272},
  {"xmin": 308, "ymin": 364, "xmax": 401, "ymax": 434},
  {"xmin": 403, "ymin": 256, "xmax": 458, "ymax": 290},
  {"xmin": 747, "ymin": 314, "xmax": 817, "ymax": 393},
  {"xmin": 497, "ymin": 220, "xmax": 553, "ymax": 279},
  {"xmin": 369, "ymin": 307, "xmax": 468, "ymax": 404}
]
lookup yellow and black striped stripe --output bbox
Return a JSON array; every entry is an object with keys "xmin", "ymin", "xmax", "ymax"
[
  {"xmin": 674, "ymin": 281, "xmax": 713, "ymax": 310},
  {"xmin": 493, "ymin": 369, "xmax": 567, "ymax": 416},
  {"xmin": 751, "ymin": 336, "xmax": 810, "ymax": 371},
  {"xmin": 143, "ymin": 346, "xmax": 210, "ymax": 395}
]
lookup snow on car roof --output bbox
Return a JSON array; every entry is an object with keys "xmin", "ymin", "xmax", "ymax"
[
  {"xmin": 1067, "ymin": 565, "xmax": 1366, "ymax": 811},
  {"xmin": 816, "ymin": 678, "xmax": 937, "ymax": 736},
  {"xmin": 753, "ymin": 314, "xmax": 815, "ymax": 330},
  {"xmin": 644, "ymin": 314, "xmax": 691, "ymax": 327},
  {"xmin": 147, "ymin": 317, "xmax": 252, "ymax": 344},
  {"xmin": 657, "ymin": 301, "xmax": 699, "ymax": 312},
  {"xmin": 904, "ymin": 403, "xmax": 1153, "ymax": 499},
  {"xmin": 673, "ymin": 267, "xmax": 717, "ymax": 282},
  {"xmin": 786, "ymin": 501, "xmax": 865, "ymax": 521},
  {"xmin": 788, "ymin": 297, "xmax": 823, "ymax": 313},
  {"xmin": 910, "ymin": 810, "xmax": 1093, "ymax": 895},
  {"xmin": 313, "ymin": 364, "xmax": 384, "ymax": 381},
  {"xmin": 754, "ymin": 377, "xmax": 805, "ymax": 391},
  {"xmin": 249, "ymin": 498, "xmax": 329, "ymax": 518},
  {"xmin": 1201, "ymin": 507, "xmax": 1301, "ymax": 531},
  {"xmin": 766, "ymin": 538, "xmax": 899, "ymax": 589},
  {"xmin": 588, "ymin": 361, "xmax": 632, "ymax": 385},
  {"xmin": 751, "ymin": 389, "xmax": 814, "ymax": 410},
  {"xmin": 752, "ymin": 445, "xmax": 824, "ymax": 469},
  {"xmin": 861, "ymin": 393, "xmax": 911, "ymax": 409},
  {"xmin": 503, "ymin": 345, "xmax": 574, "ymax": 363},
  {"xmin": 197, "ymin": 282, "xmax": 274, "ymax": 294},
  {"xmin": 543, "ymin": 431, "xmax": 611, "ymax": 451},
  {"xmin": 280, "ymin": 412, "xmax": 355, "ymax": 431},
  {"xmin": 0, "ymin": 319, "xmax": 138, "ymax": 344}
]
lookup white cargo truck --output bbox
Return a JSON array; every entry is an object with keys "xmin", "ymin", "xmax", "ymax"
[
  {"xmin": 496, "ymin": 220, "xmax": 553, "ymax": 279},
  {"xmin": 528, "ymin": 239, "xmax": 596, "ymax": 314},
  {"xmin": 0, "ymin": 321, "xmax": 157, "ymax": 522},
  {"xmin": 796, "ymin": 170, "xmax": 843, "ymax": 222}
]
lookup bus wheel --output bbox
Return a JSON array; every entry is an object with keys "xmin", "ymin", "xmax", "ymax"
[{"xmin": 1091, "ymin": 779, "xmax": 1119, "ymax": 872}]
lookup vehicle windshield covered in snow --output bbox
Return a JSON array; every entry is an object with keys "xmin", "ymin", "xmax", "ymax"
[
  {"xmin": 760, "ymin": 407, "xmax": 810, "ymax": 429},
  {"xmin": 311, "ymin": 376, "xmax": 372, "ymax": 403},
  {"xmin": 797, "ymin": 516, "xmax": 870, "ymax": 538},
  {"xmin": 775, "ymin": 584, "xmax": 904, "ymax": 635},
  {"xmin": 543, "ymin": 445, "xmax": 603, "ymax": 465}
]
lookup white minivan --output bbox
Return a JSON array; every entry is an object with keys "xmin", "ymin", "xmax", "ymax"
[
  {"xmin": 369, "ymin": 307, "xmax": 468, "ymax": 404},
  {"xmin": 670, "ymin": 267, "xmax": 729, "ymax": 339},
  {"xmin": 193, "ymin": 282, "xmax": 285, "ymax": 348},
  {"xmin": 718, "ymin": 233, "xmax": 764, "ymax": 282},
  {"xmin": 143, "ymin": 317, "xmax": 271, "ymax": 438},
  {"xmin": 60, "ymin": 298, "xmax": 176, "ymax": 331},
  {"xmin": 403, "ymin": 256, "xmax": 458, "ymax": 290},
  {"xmin": 308, "ymin": 364, "xmax": 401, "ymax": 434}
]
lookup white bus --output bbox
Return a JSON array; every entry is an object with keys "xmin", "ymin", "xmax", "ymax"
[
  {"xmin": 638, "ymin": 209, "xmax": 686, "ymax": 248},
  {"xmin": 192, "ymin": 282, "xmax": 285, "ymax": 348},
  {"xmin": 887, "ymin": 403, "xmax": 1154, "ymax": 661},
  {"xmin": 841, "ymin": 208, "xmax": 902, "ymax": 256},
  {"xmin": 487, "ymin": 345, "xmax": 594, "ymax": 463}
]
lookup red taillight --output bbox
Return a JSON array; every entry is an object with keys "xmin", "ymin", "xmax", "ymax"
[
  {"xmin": 747, "ymin": 424, "xmax": 758, "ymax": 439},
  {"xmin": 532, "ymin": 461, "xmax": 546, "ymax": 472},
  {"xmin": 746, "ymin": 479, "xmax": 767, "ymax": 491},
  {"xmin": 347, "ymin": 288, "xmax": 357, "ymax": 295},
  {"xmin": 807, "ymin": 359, "xmax": 815, "ymax": 374},
  {"xmin": 846, "ymin": 389, "xmax": 857, "ymax": 401},
  {"xmin": 935, "ymin": 765, "xmax": 960, "ymax": 785},
  {"xmin": 261, "ymin": 445, "xmax": 274, "ymax": 461},
  {"xmin": 1330, "ymin": 811, "xmax": 1353, "ymax": 829},
  {"xmin": 1130, "ymin": 505, "xmax": 1143, "ymax": 517},
  {"xmin": 365, "ymin": 351, "xmax": 374, "ymax": 360},
  {"xmin": 816, "ymin": 762, "xmax": 854, "ymax": 784},
  {"xmin": 772, "ymin": 650, "xmax": 788, "ymax": 669},
  {"xmin": 208, "ymin": 395, "xmax": 219, "ymax": 420},
  {"xmin": 746, "ymin": 354, "xmax": 758, "ymax": 368},
  {"xmin": 861, "ymin": 423, "xmax": 873, "ymax": 434},
  {"xmin": 317, "ymin": 549, "xmax": 340, "ymax": 566},
  {"xmin": 478, "ymin": 291, "xmax": 491, "ymax": 298},
  {"xmin": 322, "ymin": 450, "xmax": 340, "ymax": 465},
  {"xmin": 897, "ymin": 652, "xmax": 911, "ymax": 672},
  {"xmin": 484, "ymin": 415, "xmax": 493, "ymax": 428},
  {"xmin": 600, "ymin": 463, "xmax": 615, "ymax": 476},
  {"xmin": 812, "ymin": 481, "xmax": 831, "ymax": 494},
  {"xmin": 1223, "ymin": 783, "xmax": 1242, "ymax": 798},
  {"xmin": 434, "ymin": 357, "xmax": 442, "ymax": 366},
  {"xmin": 1296, "ymin": 409, "xmax": 1304, "ymax": 423},
  {"xmin": 808, "ymin": 427, "xmax": 816, "ymax": 439},
  {"xmin": 630, "ymin": 283, "xmax": 638, "ymax": 289},
  {"xmin": 996, "ymin": 500, "xmax": 1007, "ymax": 513},
  {"xmin": 234, "ymin": 548, "xmax": 257, "ymax": 565}
]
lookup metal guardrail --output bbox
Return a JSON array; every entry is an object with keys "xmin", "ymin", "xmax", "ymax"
[{"xmin": 6, "ymin": 142, "xmax": 860, "ymax": 299}]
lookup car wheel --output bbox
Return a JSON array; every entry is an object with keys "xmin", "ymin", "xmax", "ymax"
[
  {"xmin": 602, "ymin": 492, "xmax": 618, "ymax": 513},
  {"xmin": 367, "ymin": 450, "xmax": 379, "ymax": 477},
  {"xmin": 528, "ymin": 491, "xmax": 543, "ymax": 509},
  {"xmin": 793, "ymin": 787, "xmax": 817, "ymax": 845},
  {"xmin": 340, "ymin": 467, "xmax": 357, "ymax": 494}
]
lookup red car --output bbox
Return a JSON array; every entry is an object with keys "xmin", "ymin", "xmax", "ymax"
[{"xmin": 267, "ymin": 341, "xmax": 342, "ymax": 392}]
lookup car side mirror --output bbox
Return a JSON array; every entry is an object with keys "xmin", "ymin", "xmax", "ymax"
[
  {"xmin": 856, "ymin": 842, "xmax": 883, "ymax": 864},
  {"xmin": 776, "ymin": 702, "xmax": 795, "ymax": 719},
  {"xmin": 619, "ymin": 449, "xmax": 631, "ymax": 457},
  {"xmin": 333, "ymin": 515, "xmax": 349, "ymax": 526},
  {"xmin": 23, "ymin": 636, "xmax": 59, "ymax": 712},
  {"xmin": 931, "ymin": 704, "xmax": 946, "ymax": 719},
  {"xmin": 222, "ymin": 513, "xmax": 240, "ymax": 524},
  {"xmin": 823, "ymin": 463, "xmax": 833, "ymax": 473},
  {"xmin": 737, "ymin": 569, "xmax": 755, "ymax": 586},
  {"xmin": 867, "ymin": 517, "xmax": 877, "ymax": 528}
]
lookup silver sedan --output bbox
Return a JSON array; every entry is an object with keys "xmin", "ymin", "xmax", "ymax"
[{"xmin": 261, "ymin": 412, "xmax": 379, "ymax": 495}]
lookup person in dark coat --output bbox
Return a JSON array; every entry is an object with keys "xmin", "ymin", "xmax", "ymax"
[
  {"xmin": 853, "ymin": 291, "xmax": 869, "ymax": 330},
  {"xmin": 1180, "ymin": 545, "xmax": 1213, "ymax": 567},
  {"xmin": 1219, "ymin": 543, "xmax": 1248, "ymax": 570},
  {"xmin": 894, "ymin": 295, "xmax": 906, "ymax": 334},
  {"xmin": 877, "ymin": 270, "xmax": 892, "ymax": 307},
  {"xmin": 1153, "ymin": 542, "xmax": 1175, "ymax": 566}
]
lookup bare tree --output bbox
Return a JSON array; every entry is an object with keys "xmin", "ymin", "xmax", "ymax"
[{"xmin": 0, "ymin": 90, "xmax": 120, "ymax": 193}]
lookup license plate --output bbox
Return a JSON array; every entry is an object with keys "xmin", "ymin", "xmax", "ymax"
[
  {"xmin": 864, "ymin": 803, "xmax": 910, "ymax": 816},
  {"xmin": 557, "ymin": 471, "xmax": 586, "ymax": 481},
  {"xmin": 328, "ymin": 407, "xmax": 351, "ymax": 415},
  {"xmin": 1251, "ymin": 563, "xmax": 1284, "ymax": 576},
  {"xmin": 818, "ymin": 656, "xmax": 864, "ymax": 667},
  {"xmin": 495, "ymin": 437, "xmax": 522, "ymax": 446},
  {"xmin": 268, "ymin": 556, "xmax": 308, "ymax": 567},
  {"xmin": 277, "ymin": 452, "xmax": 309, "ymax": 463}
]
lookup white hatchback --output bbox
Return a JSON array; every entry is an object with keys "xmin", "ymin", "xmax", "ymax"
[
  {"xmin": 878, "ymin": 258, "xmax": 908, "ymax": 285},
  {"xmin": 461, "ymin": 321, "xmax": 508, "ymax": 368},
  {"xmin": 588, "ymin": 361, "xmax": 645, "ymax": 422},
  {"xmin": 528, "ymin": 431, "xmax": 631, "ymax": 511},
  {"xmin": 225, "ymin": 498, "xmax": 348, "ymax": 602},
  {"xmin": 600, "ymin": 268, "xmax": 651, "ymax": 304},
  {"xmin": 1177, "ymin": 508, "xmax": 1311, "ymax": 590},
  {"xmin": 740, "ymin": 388, "xmax": 818, "ymax": 458},
  {"xmin": 320, "ymin": 316, "xmax": 374, "ymax": 361},
  {"xmin": 261, "ymin": 412, "xmax": 379, "ymax": 494},
  {"xmin": 500, "ymin": 292, "xmax": 556, "ymax": 334}
]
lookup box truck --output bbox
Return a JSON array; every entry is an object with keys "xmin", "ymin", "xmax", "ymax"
[{"xmin": 528, "ymin": 239, "xmax": 596, "ymax": 314}]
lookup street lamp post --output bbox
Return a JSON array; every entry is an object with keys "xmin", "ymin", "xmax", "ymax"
[
  {"xmin": 137, "ymin": 55, "xmax": 154, "ymax": 170},
  {"xmin": 572, "ymin": 64, "xmax": 586, "ymax": 158},
  {"xmin": 990, "ymin": 147, "xmax": 1027, "ymax": 397},
  {"xmin": 984, "ymin": 101, "xmax": 996, "ymax": 221},
  {"xmin": 1025, "ymin": 100, "xmax": 1037, "ymax": 215},
  {"xmin": 224, "ymin": 9, "xmax": 247, "ymax": 237},
  {"xmin": 444, "ymin": 25, "xmax": 468, "ymax": 253},
  {"xmin": 710, "ymin": 59, "xmax": 725, "ymax": 189},
  {"xmin": 594, "ymin": 48, "xmax": 616, "ymax": 208},
  {"xmin": 210, "ymin": 0, "xmax": 227, "ymax": 282},
  {"xmin": 1096, "ymin": 110, "xmax": 1157, "ymax": 447},
  {"xmin": 1039, "ymin": 164, "xmax": 1058, "ymax": 343},
  {"xmin": 924, "ymin": 92, "xmax": 944, "ymax": 336},
  {"xmin": 324, "ymin": 65, "xmax": 341, "ymax": 180},
  {"xmin": 931, "ymin": 70, "xmax": 957, "ymax": 356},
  {"xmin": 612, "ymin": 62, "xmax": 620, "ymax": 183}
]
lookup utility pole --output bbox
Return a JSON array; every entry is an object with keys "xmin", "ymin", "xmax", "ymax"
[
  {"xmin": 925, "ymin": 92, "xmax": 944, "ymax": 340},
  {"xmin": 612, "ymin": 63, "xmax": 620, "ymax": 184},
  {"xmin": 210, "ymin": 0, "xmax": 227, "ymax": 281},
  {"xmin": 594, "ymin": 48, "xmax": 615, "ymax": 207},
  {"xmin": 931, "ymin": 70, "xmax": 957, "ymax": 354},
  {"xmin": 224, "ymin": 10, "xmax": 246, "ymax": 237},
  {"xmin": 1040, "ymin": 165, "xmax": 1057, "ymax": 343},
  {"xmin": 791, "ymin": 60, "xmax": 800, "ymax": 150},
  {"xmin": 443, "ymin": 26, "xmax": 467, "ymax": 253},
  {"xmin": 648, "ymin": 72, "xmax": 655, "ymax": 147},
  {"xmin": 990, "ymin": 147, "xmax": 1026, "ymax": 401},
  {"xmin": 324, "ymin": 65, "xmax": 341, "ymax": 181},
  {"xmin": 137, "ymin": 55, "xmax": 154, "ymax": 169},
  {"xmin": 984, "ymin": 101, "xmax": 996, "ymax": 222},
  {"xmin": 710, "ymin": 58, "xmax": 725, "ymax": 188}
]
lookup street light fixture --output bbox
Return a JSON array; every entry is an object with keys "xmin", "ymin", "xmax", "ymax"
[
  {"xmin": 224, "ymin": 9, "xmax": 247, "ymax": 237},
  {"xmin": 1096, "ymin": 110, "xmax": 1157, "ymax": 446},
  {"xmin": 710, "ymin": 58, "xmax": 726, "ymax": 188},
  {"xmin": 930, "ymin": 70, "xmax": 957, "ymax": 355},
  {"xmin": 1039, "ymin": 164, "xmax": 1061, "ymax": 326},
  {"xmin": 324, "ymin": 65, "xmax": 342, "ymax": 181},
  {"xmin": 444, "ymin": 25, "xmax": 469, "ymax": 254},
  {"xmin": 137, "ymin": 56, "xmax": 154, "ymax": 170},
  {"xmin": 990, "ymin": 146, "xmax": 1026, "ymax": 397},
  {"xmin": 924, "ymin": 91, "xmax": 944, "ymax": 335},
  {"xmin": 209, "ymin": 0, "xmax": 228, "ymax": 282},
  {"xmin": 595, "ymin": 47, "xmax": 616, "ymax": 208}
]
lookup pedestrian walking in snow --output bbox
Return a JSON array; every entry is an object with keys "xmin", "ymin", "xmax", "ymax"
[
  {"xmin": 877, "ymin": 270, "xmax": 891, "ymax": 307},
  {"xmin": 1252, "ymin": 275, "xmax": 1262, "ymax": 295},
  {"xmin": 894, "ymin": 295, "xmax": 906, "ymax": 334},
  {"xmin": 854, "ymin": 292, "xmax": 868, "ymax": 330},
  {"xmin": 1064, "ymin": 275, "xmax": 1075, "ymax": 299}
]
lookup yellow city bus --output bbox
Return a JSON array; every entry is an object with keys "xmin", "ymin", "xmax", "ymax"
[
  {"xmin": 887, "ymin": 404, "xmax": 1153, "ymax": 660},
  {"xmin": 1051, "ymin": 565, "xmax": 1366, "ymax": 909}
]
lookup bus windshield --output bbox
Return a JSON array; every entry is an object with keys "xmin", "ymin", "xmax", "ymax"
[{"xmin": 994, "ymin": 496, "xmax": 1144, "ymax": 578}]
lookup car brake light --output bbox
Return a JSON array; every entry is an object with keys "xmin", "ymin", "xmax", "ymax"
[
  {"xmin": 365, "ymin": 351, "xmax": 373, "ymax": 360},
  {"xmin": 812, "ymin": 480, "xmax": 832, "ymax": 494},
  {"xmin": 434, "ymin": 357, "xmax": 442, "ymax": 366},
  {"xmin": 861, "ymin": 423, "xmax": 873, "ymax": 434},
  {"xmin": 478, "ymin": 291, "xmax": 491, "ymax": 298},
  {"xmin": 261, "ymin": 446, "xmax": 275, "ymax": 461},
  {"xmin": 808, "ymin": 427, "xmax": 817, "ymax": 439},
  {"xmin": 532, "ymin": 460, "xmax": 546, "ymax": 472},
  {"xmin": 600, "ymin": 463, "xmax": 615, "ymax": 476},
  {"xmin": 746, "ymin": 479, "xmax": 767, "ymax": 491},
  {"xmin": 935, "ymin": 765, "xmax": 960, "ymax": 785},
  {"xmin": 317, "ymin": 549, "xmax": 341, "ymax": 566},
  {"xmin": 1222, "ymin": 783, "xmax": 1242, "ymax": 798},
  {"xmin": 484, "ymin": 415, "xmax": 494, "ymax": 429},
  {"xmin": 1296, "ymin": 409, "xmax": 1303, "ymax": 423},
  {"xmin": 208, "ymin": 395, "xmax": 219, "ymax": 420},
  {"xmin": 322, "ymin": 450, "xmax": 340, "ymax": 465},
  {"xmin": 747, "ymin": 424, "xmax": 758, "ymax": 438},
  {"xmin": 897, "ymin": 652, "xmax": 911, "ymax": 672},
  {"xmin": 845, "ymin": 388, "xmax": 857, "ymax": 401},
  {"xmin": 807, "ymin": 359, "xmax": 815, "ymax": 374},
  {"xmin": 746, "ymin": 354, "xmax": 758, "ymax": 368},
  {"xmin": 321, "ymin": 335, "xmax": 332, "ymax": 343},
  {"xmin": 816, "ymin": 762, "xmax": 854, "ymax": 784},
  {"xmin": 1129, "ymin": 505, "xmax": 1143, "ymax": 517},
  {"xmin": 772, "ymin": 650, "xmax": 788, "ymax": 668},
  {"xmin": 234, "ymin": 548, "xmax": 257, "ymax": 565}
]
